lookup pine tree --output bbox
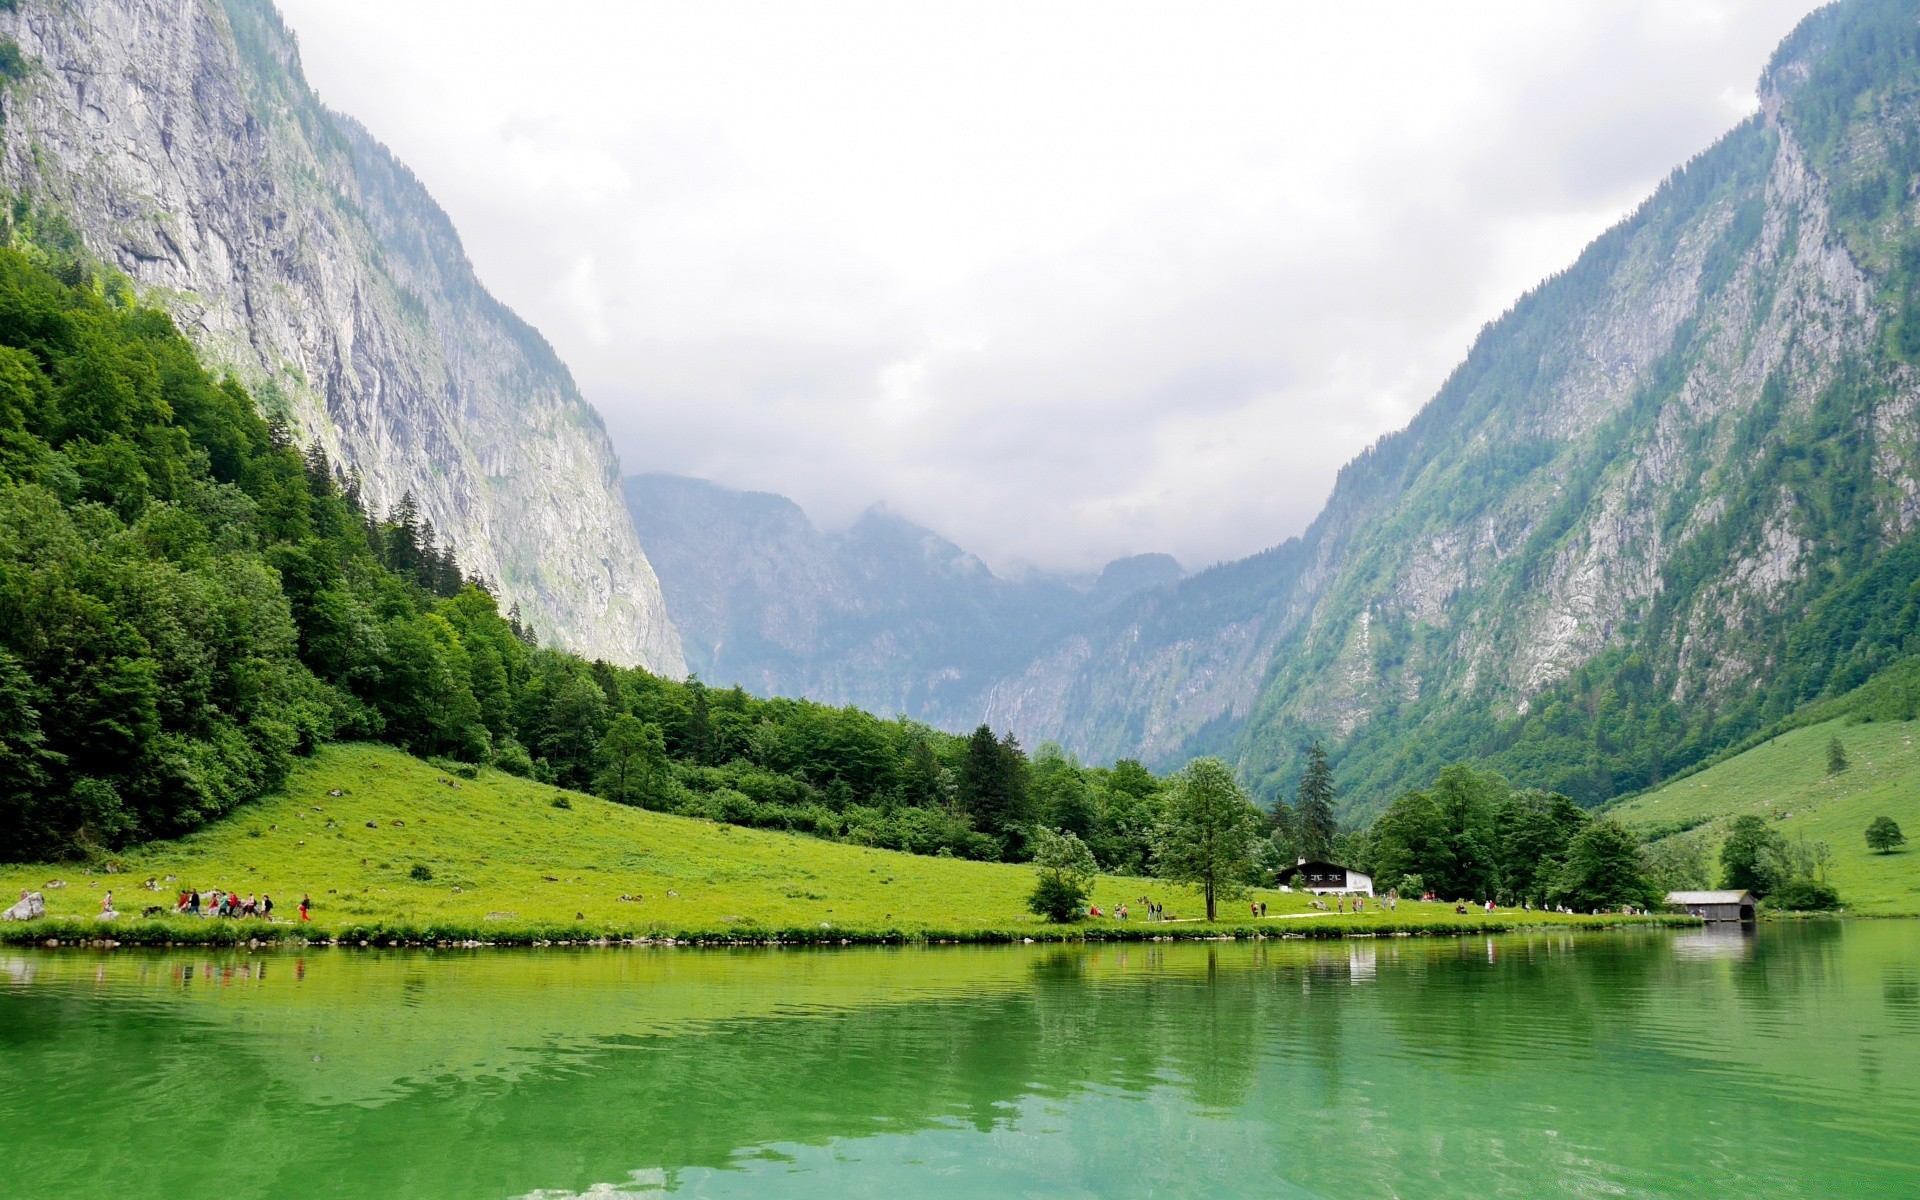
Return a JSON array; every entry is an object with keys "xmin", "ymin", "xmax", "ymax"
[{"xmin": 1295, "ymin": 741, "xmax": 1338, "ymax": 861}]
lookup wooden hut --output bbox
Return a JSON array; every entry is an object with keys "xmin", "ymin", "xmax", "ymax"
[
  {"xmin": 1276, "ymin": 859, "xmax": 1374, "ymax": 897},
  {"xmin": 1666, "ymin": 890, "xmax": 1757, "ymax": 922}
]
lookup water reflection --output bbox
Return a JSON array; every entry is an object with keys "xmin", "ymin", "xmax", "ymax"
[
  {"xmin": 1671, "ymin": 925, "xmax": 1756, "ymax": 960},
  {"xmin": 0, "ymin": 925, "xmax": 1915, "ymax": 1200}
]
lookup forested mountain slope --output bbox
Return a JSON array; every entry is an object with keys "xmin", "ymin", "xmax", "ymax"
[
  {"xmin": 627, "ymin": 472, "xmax": 1181, "ymax": 723},
  {"xmin": 989, "ymin": 0, "xmax": 1920, "ymax": 815},
  {"xmin": 0, "ymin": 0, "xmax": 681, "ymax": 671}
]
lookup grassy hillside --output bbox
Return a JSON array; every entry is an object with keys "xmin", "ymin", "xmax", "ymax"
[
  {"xmin": 1609, "ymin": 716, "xmax": 1920, "ymax": 914},
  {"xmin": 0, "ymin": 744, "xmax": 1651, "ymax": 943}
]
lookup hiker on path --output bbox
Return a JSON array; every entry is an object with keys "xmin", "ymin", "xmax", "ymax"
[
  {"xmin": 261, "ymin": 894, "xmax": 274, "ymax": 920},
  {"xmin": 298, "ymin": 894, "xmax": 311, "ymax": 922}
]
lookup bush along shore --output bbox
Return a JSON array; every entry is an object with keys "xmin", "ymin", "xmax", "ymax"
[{"xmin": 1, "ymin": 910, "xmax": 1697, "ymax": 950}]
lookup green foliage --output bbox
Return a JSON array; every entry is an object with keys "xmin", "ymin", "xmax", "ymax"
[
  {"xmin": 1719, "ymin": 815, "xmax": 1789, "ymax": 897},
  {"xmin": 0, "ymin": 38, "xmax": 28, "ymax": 85},
  {"xmin": 408, "ymin": 863, "xmax": 432, "ymax": 882},
  {"xmin": 1152, "ymin": 758, "xmax": 1261, "ymax": 920},
  {"xmin": 1365, "ymin": 765, "xmax": 1594, "ymax": 905},
  {"xmin": 594, "ymin": 713, "xmax": 669, "ymax": 809},
  {"xmin": 1026, "ymin": 826, "xmax": 1097, "ymax": 922},
  {"xmin": 1293, "ymin": 741, "xmax": 1337, "ymax": 861},
  {"xmin": 1864, "ymin": 815, "xmax": 1905, "ymax": 854},
  {"xmin": 1827, "ymin": 736, "xmax": 1849, "ymax": 776},
  {"xmin": 958, "ymin": 724, "xmax": 1032, "ymax": 859},
  {"xmin": 1548, "ymin": 819, "xmax": 1658, "ymax": 912},
  {"xmin": 1767, "ymin": 877, "xmax": 1841, "ymax": 912},
  {"xmin": 1642, "ymin": 834, "xmax": 1711, "ymax": 893},
  {"xmin": 1026, "ymin": 871, "xmax": 1086, "ymax": 923}
]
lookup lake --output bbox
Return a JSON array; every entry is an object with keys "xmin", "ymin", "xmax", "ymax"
[{"xmin": 1, "ymin": 922, "xmax": 1914, "ymax": 1198}]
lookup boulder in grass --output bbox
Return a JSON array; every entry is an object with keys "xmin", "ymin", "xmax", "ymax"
[{"xmin": 3, "ymin": 892, "xmax": 45, "ymax": 921}]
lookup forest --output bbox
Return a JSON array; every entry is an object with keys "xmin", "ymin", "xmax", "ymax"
[{"xmin": 0, "ymin": 247, "xmax": 1178, "ymax": 865}]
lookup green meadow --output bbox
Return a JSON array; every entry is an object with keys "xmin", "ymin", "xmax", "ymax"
[
  {"xmin": 1610, "ymin": 716, "xmax": 1920, "ymax": 914},
  {"xmin": 0, "ymin": 744, "xmax": 1662, "ymax": 944}
]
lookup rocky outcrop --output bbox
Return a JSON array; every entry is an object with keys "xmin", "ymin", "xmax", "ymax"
[
  {"xmin": 0, "ymin": 0, "xmax": 682, "ymax": 672},
  {"xmin": 2, "ymin": 892, "xmax": 44, "ymax": 921}
]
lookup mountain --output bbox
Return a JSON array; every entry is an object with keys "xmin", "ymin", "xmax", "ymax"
[
  {"xmin": 0, "ymin": 0, "xmax": 682, "ymax": 672},
  {"xmin": 983, "ymin": 0, "xmax": 1920, "ymax": 814},
  {"xmin": 625, "ymin": 473, "xmax": 1181, "ymax": 723}
]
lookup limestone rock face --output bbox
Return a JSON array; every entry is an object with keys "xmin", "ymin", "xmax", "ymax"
[
  {"xmin": 0, "ymin": 0, "xmax": 683, "ymax": 672},
  {"xmin": 977, "ymin": 2, "xmax": 1920, "ymax": 807}
]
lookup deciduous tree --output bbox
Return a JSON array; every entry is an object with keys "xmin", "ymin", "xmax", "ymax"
[{"xmin": 1153, "ymin": 758, "xmax": 1262, "ymax": 921}]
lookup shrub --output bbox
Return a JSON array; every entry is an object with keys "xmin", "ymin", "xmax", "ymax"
[
  {"xmin": 408, "ymin": 864, "xmax": 433, "ymax": 882},
  {"xmin": 1027, "ymin": 871, "xmax": 1086, "ymax": 923},
  {"xmin": 1767, "ymin": 877, "xmax": 1840, "ymax": 911},
  {"xmin": 550, "ymin": 796, "xmax": 571, "ymax": 810},
  {"xmin": 494, "ymin": 738, "xmax": 535, "ymax": 778}
]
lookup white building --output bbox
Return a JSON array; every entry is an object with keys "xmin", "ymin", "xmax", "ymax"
[{"xmin": 1277, "ymin": 859, "xmax": 1374, "ymax": 897}]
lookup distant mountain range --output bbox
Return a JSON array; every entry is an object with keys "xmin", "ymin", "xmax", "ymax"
[{"xmin": 626, "ymin": 473, "xmax": 1180, "ymax": 725}]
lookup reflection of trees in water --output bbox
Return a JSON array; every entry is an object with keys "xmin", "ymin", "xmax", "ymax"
[
  {"xmin": 1367, "ymin": 934, "xmax": 1661, "ymax": 1072},
  {"xmin": 11, "ymin": 929, "xmax": 1913, "ymax": 1200}
]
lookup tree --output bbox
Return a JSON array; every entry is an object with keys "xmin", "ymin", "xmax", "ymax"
[
  {"xmin": 1865, "ymin": 815, "xmax": 1907, "ymax": 854},
  {"xmin": 1643, "ymin": 833, "xmax": 1711, "ymax": 892},
  {"xmin": 1026, "ymin": 826, "xmax": 1097, "ymax": 922},
  {"xmin": 1493, "ymin": 790, "xmax": 1588, "ymax": 904},
  {"xmin": 958, "ymin": 724, "xmax": 1031, "ymax": 856},
  {"xmin": 1294, "ymin": 741, "xmax": 1338, "ymax": 862},
  {"xmin": 1719, "ymin": 814, "xmax": 1789, "ymax": 896},
  {"xmin": 1827, "ymin": 736, "xmax": 1849, "ymax": 775},
  {"xmin": 1428, "ymin": 765, "xmax": 1506, "ymax": 901},
  {"xmin": 1152, "ymin": 758, "xmax": 1262, "ymax": 921},
  {"xmin": 1367, "ymin": 790, "xmax": 1451, "ymax": 897},
  {"xmin": 594, "ymin": 714, "xmax": 669, "ymax": 808},
  {"xmin": 1549, "ymin": 819, "xmax": 1656, "ymax": 911},
  {"xmin": 1265, "ymin": 797, "xmax": 1300, "ymax": 864}
]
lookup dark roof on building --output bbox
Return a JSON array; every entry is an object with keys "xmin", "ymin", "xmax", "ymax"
[{"xmin": 1276, "ymin": 860, "xmax": 1364, "ymax": 883}]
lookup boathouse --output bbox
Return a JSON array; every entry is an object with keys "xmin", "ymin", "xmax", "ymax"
[
  {"xmin": 1666, "ymin": 890, "xmax": 1757, "ymax": 922},
  {"xmin": 1277, "ymin": 859, "xmax": 1374, "ymax": 897}
]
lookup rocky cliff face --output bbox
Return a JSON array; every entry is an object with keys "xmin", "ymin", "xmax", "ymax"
[
  {"xmin": 985, "ymin": 0, "xmax": 1920, "ymax": 810},
  {"xmin": 0, "ymin": 0, "xmax": 683, "ymax": 673},
  {"xmin": 627, "ymin": 473, "xmax": 1180, "ymax": 726}
]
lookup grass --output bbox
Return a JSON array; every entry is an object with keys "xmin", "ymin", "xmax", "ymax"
[
  {"xmin": 1609, "ymin": 715, "xmax": 1920, "ymax": 914},
  {"xmin": 0, "ymin": 744, "xmax": 1681, "ymax": 945}
]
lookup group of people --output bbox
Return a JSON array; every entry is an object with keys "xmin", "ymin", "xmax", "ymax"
[{"xmin": 173, "ymin": 890, "xmax": 313, "ymax": 921}]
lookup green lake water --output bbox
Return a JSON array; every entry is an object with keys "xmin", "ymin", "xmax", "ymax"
[{"xmin": 1, "ymin": 922, "xmax": 1915, "ymax": 1199}]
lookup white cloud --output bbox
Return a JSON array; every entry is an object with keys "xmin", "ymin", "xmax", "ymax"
[{"xmin": 276, "ymin": 0, "xmax": 1824, "ymax": 572}]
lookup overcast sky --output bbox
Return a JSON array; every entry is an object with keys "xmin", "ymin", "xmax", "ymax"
[{"xmin": 277, "ymin": 0, "xmax": 1824, "ymax": 575}]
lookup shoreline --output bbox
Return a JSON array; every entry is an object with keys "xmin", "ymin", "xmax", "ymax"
[{"xmin": 1, "ymin": 912, "xmax": 1701, "ymax": 950}]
